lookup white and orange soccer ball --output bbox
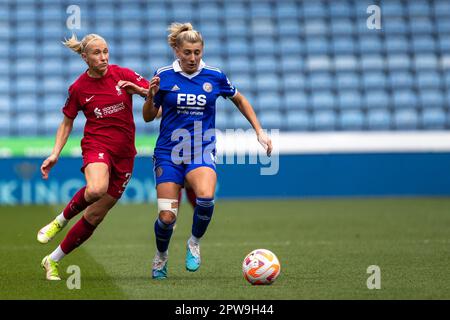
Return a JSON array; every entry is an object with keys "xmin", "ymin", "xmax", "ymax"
[{"xmin": 242, "ymin": 249, "xmax": 281, "ymax": 285}]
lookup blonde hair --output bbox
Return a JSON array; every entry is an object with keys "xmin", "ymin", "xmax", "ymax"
[
  {"xmin": 63, "ymin": 33, "xmax": 106, "ymax": 54},
  {"xmin": 167, "ymin": 22, "xmax": 203, "ymax": 49}
]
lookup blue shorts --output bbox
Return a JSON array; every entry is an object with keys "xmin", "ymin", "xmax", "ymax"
[{"xmin": 153, "ymin": 153, "xmax": 217, "ymax": 186}]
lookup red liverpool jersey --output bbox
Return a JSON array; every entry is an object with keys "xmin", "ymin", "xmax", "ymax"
[{"xmin": 62, "ymin": 65, "xmax": 149, "ymax": 158}]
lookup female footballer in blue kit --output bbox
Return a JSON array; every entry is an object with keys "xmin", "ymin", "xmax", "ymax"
[{"xmin": 143, "ymin": 22, "xmax": 273, "ymax": 279}]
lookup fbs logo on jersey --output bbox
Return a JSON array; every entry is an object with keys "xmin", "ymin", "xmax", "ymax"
[
  {"xmin": 171, "ymin": 84, "xmax": 180, "ymax": 91},
  {"xmin": 94, "ymin": 107, "xmax": 103, "ymax": 118}
]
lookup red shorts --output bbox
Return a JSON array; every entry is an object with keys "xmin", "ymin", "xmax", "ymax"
[{"xmin": 81, "ymin": 150, "xmax": 134, "ymax": 199}]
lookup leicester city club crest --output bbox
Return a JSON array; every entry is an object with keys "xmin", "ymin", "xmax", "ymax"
[{"xmin": 203, "ymin": 82, "xmax": 212, "ymax": 93}]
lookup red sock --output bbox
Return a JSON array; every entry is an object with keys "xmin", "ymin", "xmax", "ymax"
[
  {"xmin": 63, "ymin": 187, "xmax": 92, "ymax": 220},
  {"xmin": 186, "ymin": 188, "xmax": 197, "ymax": 209},
  {"xmin": 60, "ymin": 216, "xmax": 97, "ymax": 254}
]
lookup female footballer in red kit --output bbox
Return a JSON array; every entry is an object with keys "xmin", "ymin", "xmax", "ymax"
[{"xmin": 37, "ymin": 33, "xmax": 149, "ymax": 280}]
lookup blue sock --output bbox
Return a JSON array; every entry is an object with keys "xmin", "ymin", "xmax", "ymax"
[
  {"xmin": 154, "ymin": 218, "xmax": 175, "ymax": 253},
  {"xmin": 192, "ymin": 197, "xmax": 215, "ymax": 239}
]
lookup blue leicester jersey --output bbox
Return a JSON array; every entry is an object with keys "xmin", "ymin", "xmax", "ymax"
[{"xmin": 153, "ymin": 60, "xmax": 237, "ymax": 161}]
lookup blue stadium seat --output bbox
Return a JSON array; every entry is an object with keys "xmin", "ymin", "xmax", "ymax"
[
  {"xmin": 339, "ymin": 110, "xmax": 365, "ymax": 130},
  {"xmin": 336, "ymin": 72, "xmax": 360, "ymax": 90},
  {"xmin": 280, "ymin": 56, "xmax": 303, "ymax": 73},
  {"xmin": 360, "ymin": 55, "xmax": 385, "ymax": 70},
  {"xmin": 254, "ymin": 56, "xmax": 277, "ymax": 73},
  {"xmin": 257, "ymin": 93, "xmax": 282, "ymax": 111},
  {"xmin": 419, "ymin": 90, "xmax": 445, "ymax": 108},
  {"xmin": 358, "ymin": 36, "xmax": 383, "ymax": 54},
  {"xmin": 394, "ymin": 109, "xmax": 419, "ymax": 130},
  {"xmin": 259, "ymin": 111, "xmax": 283, "ymax": 130},
  {"xmin": 312, "ymin": 110, "xmax": 336, "ymax": 130},
  {"xmin": 412, "ymin": 36, "xmax": 436, "ymax": 53},
  {"xmin": 44, "ymin": 94, "xmax": 66, "ymax": 112},
  {"xmin": 13, "ymin": 113, "xmax": 39, "ymax": 135},
  {"xmin": 199, "ymin": 3, "xmax": 221, "ymax": 21},
  {"xmin": 224, "ymin": 3, "xmax": 247, "ymax": 19},
  {"xmin": 231, "ymin": 74, "xmax": 251, "ymax": 93},
  {"xmin": 226, "ymin": 56, "xmax": 251, "ymax": 74},
  {"xmin": 250, "ymin": 2, "xmax": 273, "ymax": 19},
  {"xmin": 304, "ymin": 19, "xmax": 328, "ymax": 35},
  {"xmin": 383, "ymin": 1, "xmax": 404, "ymax": 17},
  {"xmin": 334, "ymin": 55, "xmax": 358, "ymax": 71},
  {"xmin": 287, "ymin": 111, "xmax": 310, "ymax": 131},
  {"xmin": 232, "ymin": 110, "xmax": 252, "ymax": 129},
  {"xmin": 333, "ymin": 37, "xmax": 356, "ymax": 55},
  {"xmin": 393, "ymin": 90, "xmax": 418, "ymax": 109},
  {"xmin": 251, "ymin": 19, "xmax": 275, "ymax": 37},
  {"xmin": 256, "ymin": 74, "xmax": 280, "ymax": 92},
  {"xmin": 16, "ymin": 94, "xmax": 38, "ymax": 113},
  {"xmin": 409, "ymin": 18, "xmax": 434, "ymax": 34},
  {"xmin": 43, "ymin": 113, "xmax": 63, "ymax": 135},
  {"xmin": 277, "ymin": 19, "xmax": 301, "ymax": 36},
  {"xmin": 438, "ymin": 35, "xmax": 450, "ymax": 53},
  {"xmin": 227, "ymin": 39, "xmax": 250, "ymax": 56},
  {"xmin": 283, "ymin": 73, "xmax": 305, "ymax": 91},
  {"xmin": 445, "ymin": 71, "xmax": 450, "ymax": 89},
  {"xmin": 434, "ymin": 0, "xmax": 450, "ymax": 17},
  {"xmin": 338, "ymin": 91, "xmax": 363, "ymax": 110},
  {"xmin": 146, "ymin": 3, "xmax": 168, "ymax": 21},
  {"xmin": 387, "ymin": 54, "xmax": 411, "ymax": 70},
  {"xmin": 302, "ymin": 2, "xmax": 327, "ymax": 18},
  {"xmin": 215, "ymin": 110, "xmax": 229, "ymax": 130},
  {"xmin": 436, "ymin": 19, "xmax": 450, "ymax": 33},
  {"xmin": 199, "ymin": 22, "xmax": 221, "ymax": 40},
  {"xmin": 416, "ymin": 71, "xmax": 442, "ymax": 90},
  {"xmin": 388, "ymin": 71, "xmax": 414, "ymax": 89},
  {"xmin": 252, "ymin": 39, "xmax": 276, "ymax": 56},
  {"xmin": 384, "ymin": 18, "xmax": 409, "ymax": 34},
  {"xmin": 276, "ymin": 2, "xmax": 299, "ymax": 20},
  {"xmin": 285, "ymin": 92, "xmax": 308, "ymax": 110},
  {"xmin": 407, "ymin": 1, "xmax": 431, "ymax": 17},
  {"xmin": 43, "ymin": 77, "xmax": 65, "ymax": 94},
  {"xmin": 306, "ymin": 55, "xmax": 332, "ymax": 71},
  {"xmin": 311, "ymin": 91, "xmax": 335, "ymax": 109},
  {"xmin": 385, "ymin": 36, "xmax": 410, "ymax": 53},
  {"xmin": 0, "ymin": 97, "xmax": 10, "ymax": 113},
  {"xmin": 280, "ymin": 39, "xmax": 303, "ymax": 55},
  {"xmin": 0, "ymin": 114, "xmax": 10, "ymax": 135},
  {"xmin": 308, "ymin": 72, "xmax": 333, "ymax": 90},
  {"xmin": 329, "ymin": 1, "xmax": 352, "ymax": 18},
  {"xmin": 330, "ymin": 19, "xmax": 355, "ymax": 35},
  {"xmin": 362, "ymin": 72, "xmax": 387, "ymax": 90},
  {"xmin": 171, "ymin": 3, "xmax": 194, "ymax": 21},
  {"xmin": 306, "ymin": 37, "xmax": 329, "ymax": 55},
  {"xmin": 365, "ymin": 90, "xmax": 390, "ymax": 109},
  {"xmin": 421, "ymin": 108, "xmax": 446, "ymax": 129},
  {"xmin": 367, "ymin": 109, "xmax": 391, "ymax": 130},
  {"xmin": 16, "ymin": 78, "xmax": 36, "ymax": 95},
  {"xmin": 414, "ymin": 54, "xmax": 439, "ymax": 70}
]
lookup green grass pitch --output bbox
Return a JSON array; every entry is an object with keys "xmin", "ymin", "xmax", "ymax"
[{"xmin": 1, "ymin": 198, "xmax": 449, "ymax": 299}]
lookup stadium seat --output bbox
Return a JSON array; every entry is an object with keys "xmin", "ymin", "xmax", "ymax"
[
  {"xmin": 338, "ymin": 91, "xmax": 363, "ymax": 110},
  {"xmin": 13, "ymin": 113, "xmax": 39, "ymax": 135},
  {"xmin": 416, "ymin": 71, "xmax": 443, "ymax": 90},
  {"xmin": 333, "ymin": 37, "xmax": 356, "ymax": 55},
  {"xmin": 259, "ymin": 110, "xmax": 283, "ymax": 130},
  {"xmin": 412, "ymin": 36, "xmax": 437, "ymax": 53},
  {"xmin": 394, "ymin": 109, "xmax": 419, "ymax": 130},
  {"xmin": 257, "ymin": 93, "xmax": 282, "ymax": 111},
  {"xmin": 311, "ymin": 91, "xmax": 335, "ymax": 110},
  {"xmin": 312, "ymin": 110, "xmax": 336, "ymax": 130},
  {"xmin": 339, "ymin": 110, "xmax": 365, "ymax": 130},
  {"xmin": 365, "ymin": 91, "xmax": 390, "ymax": 109},
  {"xmin": 254, "ymin": 56, "xmax": 277, "ymax": 74},
  {"xmin": 385, "ymin": 36, "xmax": 410, "ymax": 53},
  {"xmin": 287, "ymin": 111, "xmax": 310, "ymax": 131},
  {"xmin": 362, "ymin": 72, "xmax": 387, "ymax": 90},
  {"xmin": 386, "ymin": 54, "xmax": 411, "ymax": 70},
  {"xmin": 256, "ymin": 74, "xmax": 280, "ymax": 92},
  {"xmin": 419, "ymin": 90, "xmax": 445, "ymax": 108},
  {"xmin": 421, "ymin": 108, "xmax": 446, "ymax": 129},
  {"xmin": 388, "ymin": 71, "xmax": 414, "ymax": 89},
  {"xmin": 283, "ymin": 73, "xmax": 305, "ymax": 91},
  {"xmin": 306, "ymin": 37, "xmax": 330, "ymax": 55},
  {"xmin": 0, "ymin": 114, "xmax": 11, "ymax": 135},
  {"xmin": 308, "ymin": 72, "xmax": 334, "ymax": 91},
  {"xmin": 367, "ymin": 109, "xmax": 392, "ymax": 130},
  {"xmin": 275, "ymin": 2, "xmax": 299, "ymax": 20},
  {"xmin": 302, "ymin": 2, "xmax": 327, "ymax": 18},
  {"xmin": 336, "ymin": 72, "xmax": 360, "ymax": 90},
  {"xmin": 304, "ymin": 19, "xmax": 328, "ymax": 36},
  {"xmin": 285, "ymin": 92, "xmax": 309, "ymax": 110},
  {"xmin": 393, "ymin": 90, "xmax": 419, "ymax": 109}
]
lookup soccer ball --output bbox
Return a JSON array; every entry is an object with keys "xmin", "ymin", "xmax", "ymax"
[{"xmin": 242, "ymin": 249, "xmax": 281, "ymax": 285}]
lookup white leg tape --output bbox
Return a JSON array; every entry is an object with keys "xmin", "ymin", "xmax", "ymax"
[{"xmin": 157, "ymin": 198, "xmax": 179, "ymax": 217}]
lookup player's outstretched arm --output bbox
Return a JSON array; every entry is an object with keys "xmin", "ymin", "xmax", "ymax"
[
  {"xmin": 143, "ymin": 76, "xmax": 160, "ymax": 122},
  {"xmin": 40, "ymin": 115, "xmax": 74, "ymax": 180},
  {"xmin": 117, "ymin": 80, "xmax": 148, "ymax": 97},
  {"xmin": 231, "ymin": 92, "xmax": 273, "ymax": 156}
]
